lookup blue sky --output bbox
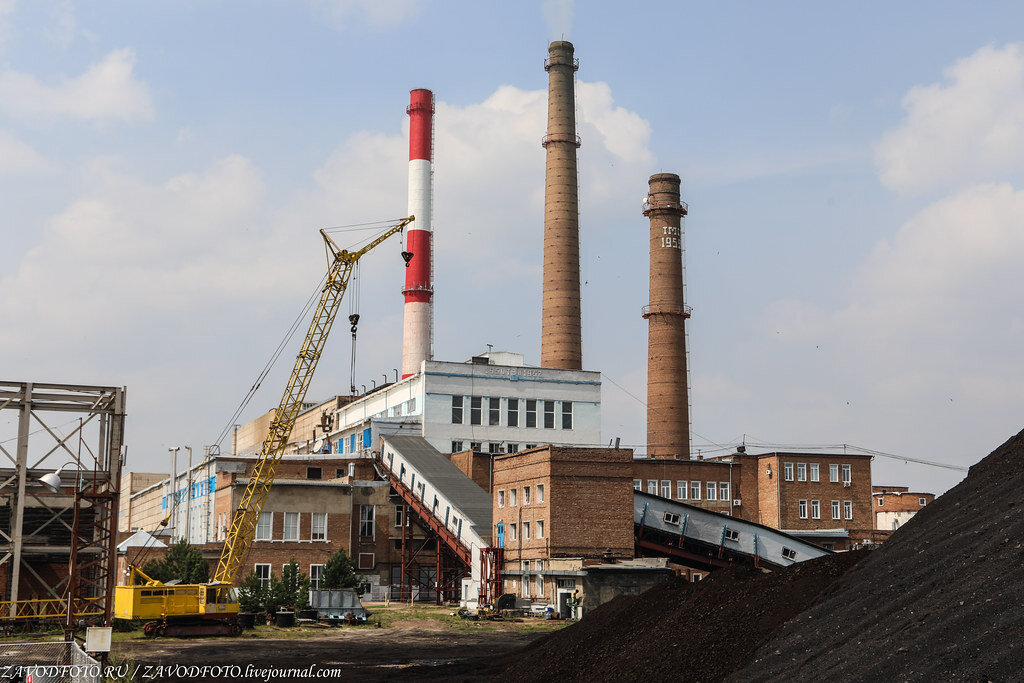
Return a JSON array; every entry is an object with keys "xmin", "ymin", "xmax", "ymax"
[{"xmin": 2, "ymin": 1, "xmax": 1024, "ymax": 495}]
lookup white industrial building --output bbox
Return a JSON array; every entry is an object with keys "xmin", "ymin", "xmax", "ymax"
[{"xmin": 269, "ymin": 352, "xmax": 603, "ymax": 459}]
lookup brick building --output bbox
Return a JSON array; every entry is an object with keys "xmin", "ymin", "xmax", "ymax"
[
  {"xmin": 490, "ymin": 446, "xmax": 635, "ymax": 606},
  {"xmin": 873, "ymin": 485, "xmax": 935, "ymax": 531}
]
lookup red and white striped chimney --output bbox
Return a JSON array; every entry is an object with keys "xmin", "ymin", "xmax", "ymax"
[{"xmin": 402, "ymin": 88, "xmax": 434, "ymax": 378}]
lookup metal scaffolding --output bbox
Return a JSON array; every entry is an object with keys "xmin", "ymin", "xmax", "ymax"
[{"xmin": 0, "ymin": 382, "xmax": 125, "ymax": 630}]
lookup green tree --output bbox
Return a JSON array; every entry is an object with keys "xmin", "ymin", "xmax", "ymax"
[
  {"xmin": 322, "ymin": 548, "xmax": 360, "ymax": 590},
  {"xmin": 279, "ymin": 558, "xmax": 310, "ymax": 609},
  {"xmin": 141, "ymin": 539, "xmax": 210, "ymax": 584},
  {"xmin": 236, "ymin": 571, "xmax": 265, "ymax": 613}
]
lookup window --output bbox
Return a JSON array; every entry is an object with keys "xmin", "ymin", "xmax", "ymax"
[
  {"xmin": 524, "ymin": 486, "xmax": 531, "ymax": 505},
  {"xmin": 647, "ymin": 480, "xmax": 658, "ymax": 494},
  {"xmin": 633, "ymin": 479, "xmax": 642, "ymax": 491},
  {"xmin": 724, "ymin": 528, "xmax": 739, "ymax": 541},
  {"xmin": 842, "ymin": 464, "xmax": 852, "ymax": 484},
  {"xmin": 526, "ymin": 444, "xmax": 537, "ymax": 450},
  {"xmin": 781, "ymin": 547, "xmax": 797, "ymax": 560},
  {"xmin": 829, "ymin": 464, "xmax": 839, "ymax": 482},
  {"xmin": 720, "ymin": 482, "xmax": 730, "ymax": 502},
  {"xmin": 311, "ymin": 512, "xmax": 327, "ymax": 541},
  {"xmin": 797, "ymin": 463, "xmax": 807, "ymax": 482},
  {"xmin": 809, "ymin": 463, "xmax": 820, "ymax": 482},
  {"xmin": 690, "ymin": 481, "xmax": 701, "ymax": 500},
  {"xmin": 523, "ymin": 522, "xmax": 531, "ymax": 540},
  {"xmin": 878, "ymin": 497, "xmax": 884, "ymax": 506},
  {"xmin": 510, "ymin": 489, "xmax": 518, "ymax": 506},
  {"xmin": 677, "ymin": 481, "xmax": 688, "ymax": 499},
  {"xmin": 489, "ymin": 397, "xmax": 500, "ymax": 426},
  {"xmin": 543, "ymin": 401, "xmax": 555, "ymax": 429},
  {"xmin": 395, "ymin": 504, "xmax": 404, "ymax": 527},
  {"xmin": 526, "ymin": 400, "xmax": 537, "ymax": 428},
  {"xmin": 661, "ymin": 480, "xmax": 671, "ymax": 498},
  {"xmin": 822, "ymin": 543, "xmax": 835, "ymax": 551},
  {"xmin": 255, "ymin": 512, "xmax": 272, "ymax": 540},
  {"xmin": 509, "ymin": 523, "xmax": 517, "ymax": 540},
  {"xmin": 359, "ymin": 505, "xmax": 375, "ymax": 538},
  {"xmin": 470, "ymin": 397, "xmax": 482, "ymax": 425},
  {"xmin": 707, "ymin": 482, "xmax": 717, "ymax": 501},
  {"xmin": 283, "ymin": 512, "xmax": 299, "ymax": 540},
  {"xmin": 470, "ymin": 441, "xmax": 481, "ymax": 451},
  {"xmin": 451, "ymin": 441, "xmax": 464, "ymax": 453},
  {"xmin": 831, "ymin": 500, "xmax": 840, "ymax": 520},
  {"xmin": 844, "ymin": 500, "xmax": 853, "ymax": 520},
  {"xmin": 336, "ymin": 467, "xmax": 346, "ymax": 478},
  {"xmin": 255, "ymin": 563, "xmax": 271, "ymax": 588},
  {"xmin": 508, "ymin": 398, "xmax": 519, "ymax": 427},
  {"xmin": 536, "ymin": 484, "xmax": 545, "ymax": 502},
  {"xmin": 556, "ymin": 578, "xmax": 575, "ymax": 589},
  {"xmin": 536, "ymin": 520, "xmax": 544, "ymax": 538},
  {"xmin": 784, "ymin": 463, "xmax": 794, "ymax": 481},
  {"xmin": 358, "ymin": 553, "xmax": 374, "ymax": 570},
  {"xmin": 919, "ymin": 497, "xmax": 927, "ymax": 506},
  {"xmin": 507, "ymin": 443, "xmax": 519, "ymax": 453},
  {"xmin": 811, "ymin": 500, "xmax": 820, "ymax": 519},
  {"xmin": 536, "ymin": 573, "xmax": 545, "ymax": 597},
  {"xmin": 310, "ymin": 564, "xmax": 324, "ymax": 590},
  {"xmin": 664, "ymin": 511, "xmax": 681, "ymax": 525},
  {"xmin": 498, "ymin": 490, "xmax": 506, "ymax": 508},
  {"xmin": 799, "ymin": 500, "xmax": 808, "ymax": 519},
  {"xmin": 561, "ymin": 401, "xmax": 573, "ymax": 429},
  {"xmin": 452, "ymin": 395, "xmax": 463, "ymax": 424},
  {"xmin": 488, "ymin": 442, "xmax": 501, "ymax": 454}
]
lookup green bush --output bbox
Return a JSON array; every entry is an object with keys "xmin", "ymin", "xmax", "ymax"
[
  {"xmin": 141, "ymin": 539, "xmax": 209, "ymax": 584},
  {"xmin": 323, "ymin": 548, "xmax": 360, "ymax": 590}
]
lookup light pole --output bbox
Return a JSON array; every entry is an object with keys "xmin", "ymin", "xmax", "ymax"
[
  {"xmin": 168, "ymin": 447, "xmax": 180, "ymax": 540},
  {"xmin": 184, "ymin": 446, "xmax": 193, "ymax": 543}
]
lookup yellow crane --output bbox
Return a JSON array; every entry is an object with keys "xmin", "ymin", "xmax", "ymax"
[{"xmin": 114, "ymin": 216, "xmax": 414, "ymax": 636}]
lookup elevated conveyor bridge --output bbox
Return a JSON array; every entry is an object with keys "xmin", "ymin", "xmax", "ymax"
[{"xmin": 377, "ymin": 436, "xmax": 501, "ymax": 605}]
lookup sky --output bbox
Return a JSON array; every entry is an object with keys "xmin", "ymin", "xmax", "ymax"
[{"xmin": 2, "ymin": 0, "xmax": 1024, "ymax": 496}]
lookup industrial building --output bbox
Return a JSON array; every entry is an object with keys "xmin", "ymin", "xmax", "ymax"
[{"xmin": 104, "ymin": 40, "xmax": 904, "ymax": 621}]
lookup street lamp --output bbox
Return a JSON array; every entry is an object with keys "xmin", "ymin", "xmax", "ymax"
[{"xmin": 38, "ymin": 462, "xmax": 80, "ymax": 494}]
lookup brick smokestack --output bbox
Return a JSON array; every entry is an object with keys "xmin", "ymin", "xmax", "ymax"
[
  {"xmin": 541, "ymin": 41, "xmax": 582, "ymax": 370},
  {"xmin": 643, "ymin": 173, "xmax": 690, "ymax": 459},
  {"xmin": 402, "ymin": 88, "xmax": 434, "ymax": 378}
]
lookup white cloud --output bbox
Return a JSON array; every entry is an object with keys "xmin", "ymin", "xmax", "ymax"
[
  {"xmin": 543, "ymin": 0, "xmax": 574, "ymax": 40},
  {"xmin": 0, "ymin": 47, "xmax": 153, "ymax": 121},
  {"xmin": 310, "ymin": 0, "xmax": 422, "ymax": 29},
  {"xmin": 0, "ymin": 0, "xmax": 14, "ymax": 48},
  {"xmin": 876, "ymin": 43, "xmax": 1024, "ymax": 195},
  {"xmin": 0, "ymin": 130, "xmax": 53, "ymax": 175}
]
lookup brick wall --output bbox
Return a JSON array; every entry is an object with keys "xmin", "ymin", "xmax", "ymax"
[
  {"xmin": 631, "ymin": 459, "xmax": 739, "ymax": 516},
  {"xmin": 446, "ymin": 450, "xmax": 493, "ymax": 493}
]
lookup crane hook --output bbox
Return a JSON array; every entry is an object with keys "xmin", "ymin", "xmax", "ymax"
[{"xmin": 401, "ymin": 251, "xmax": 414, "ymax": 267}]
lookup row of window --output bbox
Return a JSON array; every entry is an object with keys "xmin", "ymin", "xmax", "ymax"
[
  {"xmin": 161, "ymin": 476, "xmax": 217, "ymax": 509},
  {"xmin": 372, "ymin": 398, "xmax": 417, "ymax": 420},
  {"xmin": 783, "ymin": 462, "xmax": 852, "ymax": 484},
  {"xmin": 634, "ymin": 479, "xmax": 733, "ymax": 503},
  {"xmin": 451, "ymin": 441, "xmax": 540, "ymax": 454},
  {"xmin": 501, "ymin": 519, "xmax": 545, "ymax": 541},
  {"xmin": 452, "ymin": 396, "xmax": 573, "ymax": 430},
  {"xmin": 250, "ymin": 511, "xmax": 333, "ymax": 541},
  {"xmin": 520, "ymin": 559, "xmax": 546, "ymax": 598},
  {"xmin": 254, "ymin": 559, "xmax": 373, "ymax": 590},
  {"xmin": 878, "ymin": 496, "xmax": 928, "ymax": 506},
  {"xmin": 798, "ymin": 499, "xmax": 854, "ymax": 520},
  {"xmin": 497, "ymin": 483, "xmax": 546, "ymax": 508},
  {"xmin": 334, "ymin": 428, "xmax": 373, "ymax": 455}
]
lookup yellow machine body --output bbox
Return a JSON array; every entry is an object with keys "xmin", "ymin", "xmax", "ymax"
[{"xmin": 113, "ymin": 582, "xmax": 236, "ymax": 620}]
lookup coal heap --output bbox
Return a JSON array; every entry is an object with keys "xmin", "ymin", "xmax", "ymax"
[
  {"xmin": 491, "ymin": 427, "xmax": 1024, "ymax": 682},
  {"xmin": 735, "ymin": 427, "xmax": 1024, "ymax": 681},
  {"xmin": 493, "ymin": 551, "xmax": 866, "ymax": 682}
]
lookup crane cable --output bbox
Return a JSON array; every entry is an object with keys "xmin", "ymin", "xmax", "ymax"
[{"xmin": 211, "ymin": 220, "xmax": 402, "ymax": 452}]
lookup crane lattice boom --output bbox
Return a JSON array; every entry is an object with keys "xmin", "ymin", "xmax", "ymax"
[{"xmin": 214, "ymin": 216, "xmax": 414, "ymax": 585}]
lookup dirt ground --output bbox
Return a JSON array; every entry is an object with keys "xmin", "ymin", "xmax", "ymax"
[{"xmin": 114, "ymin": 605, "xmax": 564, "ymax": 682}]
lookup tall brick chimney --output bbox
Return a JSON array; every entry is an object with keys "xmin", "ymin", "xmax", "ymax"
[
  {"xmin": 643, "ymin": 173, "xmax": 690, "ymax": 458},
  {"xmin": 540, "ymin": 40, "xmax": 582, "ymax": 370}
]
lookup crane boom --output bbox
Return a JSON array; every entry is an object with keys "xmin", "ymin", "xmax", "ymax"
[{"xmin": 214, "ymin": 216, "xmax": 414, "ymax": 585}]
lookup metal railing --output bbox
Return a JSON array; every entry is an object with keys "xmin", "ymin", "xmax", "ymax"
[{"xmin": 0, "ymin": 641, "xmax": 100, "ymax": 683}]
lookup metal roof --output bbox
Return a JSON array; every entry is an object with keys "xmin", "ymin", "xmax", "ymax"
[{"xmin": 383, "ymin": 435, "xmax": 493, "ymax": 537}]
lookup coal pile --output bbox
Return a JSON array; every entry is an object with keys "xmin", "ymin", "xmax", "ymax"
[
  {"xmin": 492, "ymin": 550, "xmax": 866, "ymax": 682},
  {"xmin": 488, "ymin": 427, "xmax": 1024, "ymax": 682},
  {"xmin": 734, "ymin": 427, "xmax": 1024, "ymax": 681}
]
